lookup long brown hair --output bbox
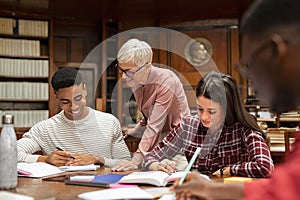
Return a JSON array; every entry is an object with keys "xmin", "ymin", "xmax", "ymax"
[{"xmin": 196, "ymin": 71, "xmax": 264, "ymax": 135}]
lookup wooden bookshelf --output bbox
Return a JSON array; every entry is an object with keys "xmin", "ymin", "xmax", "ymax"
[
  {"xmin": 100, "ymin": 20, "xmax": 119, "ymax": 115},
  {"xmin": 0, "ymin": 16, "xmax": 51, "ymax": 130}
]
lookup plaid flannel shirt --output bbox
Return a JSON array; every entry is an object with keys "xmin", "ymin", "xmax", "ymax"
[{"xmin": 143, "ymin": 115, "xmax": 274, "ymax": 178}]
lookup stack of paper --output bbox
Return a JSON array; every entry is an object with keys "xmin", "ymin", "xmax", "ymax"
[
  {"xmin": 17, "ymin": 162, "xmax": 64, "ymax": 178},
  {"xmin": 17, "ymin": 162, "xmax": 98, "ymax": 178}
]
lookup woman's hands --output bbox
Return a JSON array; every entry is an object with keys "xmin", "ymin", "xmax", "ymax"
[{"xmin": 149, "ymin": 159, "xmax": 177, "ymax": 174}]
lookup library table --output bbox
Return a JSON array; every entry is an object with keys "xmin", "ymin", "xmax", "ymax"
[{"xmin": 3, "ymin": 167, "xmax": 251, "ymax": 200}]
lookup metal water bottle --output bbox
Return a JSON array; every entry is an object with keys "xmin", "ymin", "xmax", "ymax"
[{"xmin": 0, "ymin": 114, "xmax": 17, "ymax": 189}]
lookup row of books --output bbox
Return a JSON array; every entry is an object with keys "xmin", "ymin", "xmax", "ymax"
[
  {"xmin": 280, "ymin": 111, "xmax": 300, "ymax": 118},
  {"xmin": 0, "ymin": 38, "xmax": 40, "ymax": 57},
  {"xmin": 0, "ymin": 110, "xmax": 49, "ymax": 128},
  {"xmin": 0, "ymin": 58, "xmax": 48, "ymax": 77},
  {"xmin": 0, "ymin": 17, "xmax": 48, "ymax": 37},
  {"xmin": 0, "ymin": 82, "xmax": 49, "ymax": 100}
]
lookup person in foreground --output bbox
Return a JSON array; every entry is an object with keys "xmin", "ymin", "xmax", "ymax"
[
  {"xmin": 143, "ymin": 71, "xmax": 273, "ymax": 178},
  {"xmin": 171, "ymin": 0, "xmax": 300, "ymax": 199},
  {"xmin": 17, "ymin": 67, "xmax": 131, "ymax": 167},
  {"xmin": 112, "ymin": 38, "xmax": 190, "ymax": 171}
]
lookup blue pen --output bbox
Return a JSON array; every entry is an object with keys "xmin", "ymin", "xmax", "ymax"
[{"xmin": 178, "ymin": 147, "xmax": 201, "ymax": 185}]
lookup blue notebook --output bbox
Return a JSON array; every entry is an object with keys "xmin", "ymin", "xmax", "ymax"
[{"xmin": 65, "ymin": 174, "xmax": 126, "ymax": 188}]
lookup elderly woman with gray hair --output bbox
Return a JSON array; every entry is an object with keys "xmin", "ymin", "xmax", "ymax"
[{"xmin": 112, "ymin": 38, "xmax": 190, "ymax": 171}]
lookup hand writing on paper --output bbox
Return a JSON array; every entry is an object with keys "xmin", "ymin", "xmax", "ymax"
[
  {"xmin": 65, "ymin": 154, "xmax": 104, "ymax": 166},
  {"xmin": 111, "ymin": 160, "xmax": 138, "ymax": 172},
  {"xmin": 149, "ymin": 159, "xmax": 176, "ymax": 174},
  {"xmin": 170, "ymin": 171, "xmax": 211, "ymax": 200},
  {"xmin": 39, "ymin": 150, "xmax": 74, "ymax": 166}
]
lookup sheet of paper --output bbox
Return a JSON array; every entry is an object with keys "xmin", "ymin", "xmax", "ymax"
[
  {"xmin": 0, "ymin": 191, "xmax": 34, "ymax": 200},
  {"xmin": 144, "ymin": 187, "xmax": 170, "ymax": 198},
  {"xmin": 59, "ymin": 164, "xmax": 97, "ymax": 172},
  {"xmin": 159, "ymin": 193, "xmax": 176, "ymax": 200},
  {"xmin": 78, "ymin": 187, "xmax": 153, "ymax": 200},
  {"xmin": 17, "ymin": 162, "xmax": 64, "ymax": 178}
]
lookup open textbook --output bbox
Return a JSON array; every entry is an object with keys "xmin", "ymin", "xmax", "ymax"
[
  {"xmin": 17, "ymin": 162, "xmax": 97, "ymax": 178},
  {"xmin": 118, "ymin": 171, "xmax": 210, "ymax": 187}
]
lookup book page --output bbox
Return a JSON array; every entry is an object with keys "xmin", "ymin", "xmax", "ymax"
[
  {"xmin": 119, "ymin": 171, "xmax": 170, "ymax": 186},
  {"xmin": 166, "ymin": 172, "xmax": 210, "ymax": 185},
  {"xmin": 17, "ymin": 162, "xmax": 64, "ymax": 178}
]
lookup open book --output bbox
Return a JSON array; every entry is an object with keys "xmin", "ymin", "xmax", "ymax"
[
  {"xmin": 118, "ymin": 171, "xmax": 210, "ymax": 187},
  {"xmin": 17, "ymin": 162, "xmax": 97, "ymax": 178}
]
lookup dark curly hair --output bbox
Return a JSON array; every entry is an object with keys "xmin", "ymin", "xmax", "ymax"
[{"xmin": 51, "ymin": 67, "xmax": 83, "ymax": 93}]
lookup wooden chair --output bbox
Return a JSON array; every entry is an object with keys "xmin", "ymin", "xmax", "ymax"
[
  {"xmin": 124, "ymin": 135, "xmax": 141, "ymax": 153},
  {"xmin": 284, "ymin": 131, "xmax": 299, "ymax": 154}
]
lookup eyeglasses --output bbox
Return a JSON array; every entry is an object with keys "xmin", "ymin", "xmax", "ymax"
[{"xmin": 115, "ymin": 63, "xmax": 148, "ymax": 78}]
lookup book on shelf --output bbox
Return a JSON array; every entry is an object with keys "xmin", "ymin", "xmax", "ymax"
[
  {"xmin": 0, "ymin": 110, "xmax": 49, "ymax": 128},
  {"xmin": 118, "ymin": 170, "xmax": 210, "ymax": 187},
  {"xmin": 0, "ymin": 17, "xmax": 48, "ymax": 37},
  {"xmin": 0, "ymin": 82, "xmax": 49, "ymax": 100},
  {"xmin": 0, "ymin": 38, "xmax": 40, "ymax": 57},
  {"xmin": 0, "ymin": 58, "xmax": 49, "ymax": 77},
  {"xmin": 17, "ymin": 162, "xmax": 98, "ymax": 178},
  {"xmin": 280, "ymin": 111, "xmax": 300, "ymax": 119},
  {"xmin": 0, "ymin": 17, "xmax": 14, "ymax": 35}
]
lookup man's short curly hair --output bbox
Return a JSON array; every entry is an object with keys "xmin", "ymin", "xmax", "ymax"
[{"xmin": 51, "ymin": 67, "xmax": 83, "ymax": 93}]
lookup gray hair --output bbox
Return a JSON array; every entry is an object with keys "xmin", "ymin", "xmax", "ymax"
[{"xmin": 117, "ymin": 38, "xmax": 153, "ymax": 66}]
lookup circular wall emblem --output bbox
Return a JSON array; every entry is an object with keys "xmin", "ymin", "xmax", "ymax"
[{"xmin": 184, "ymin": 37, "xmax": 213, "ymax": 67}]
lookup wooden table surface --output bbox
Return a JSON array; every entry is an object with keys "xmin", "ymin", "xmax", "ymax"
[
  {"xmin": 5, "ymin": 168, "xmax": 129, "ymax": 200},
  {"xmin": 3, "ymin": 167, "xmax": 228, "ymax": 200}
]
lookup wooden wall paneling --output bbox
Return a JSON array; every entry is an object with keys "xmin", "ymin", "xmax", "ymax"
[
  {"xmin": 52, "ymin": 62, "xmax": 98, "ymax": 109},
  {"xmin": 163, "ymin": 22, "xmax": 241, "ymax": 112},
  {"xmin": 49, "ymin": 18, "xmax": 60, "ymax": 117},
  {"xmin": 101, "ymin": 21, "xmax": 119, "ymax": 117},
  {"xmin": 157, "ymin": 31, "xmax": 168, "ymax": 67},
  {"xmin": 229, "ymin": 27, "xmax": 247, "ymax": 101},
  {"xmin": 50, "ymin": 19, "xmax": 101, "ymax": 116},
  {"xmin": 170, "ymin": 28, "xmax": 229, "ymax": 76},
  {"xmin": 53, "ymin": 38, "xmax": 67, "ymax": 62},
  {"xmin": 78, "ymin": 63, "xmax": 98, "ymax": 109},
  {"xmin": 100, "ymin": 39, "xmax": 107, "ymax": 112},
  {"xmin": 70, "ymin": 38, "xmax": 84, "ymax": 62}
]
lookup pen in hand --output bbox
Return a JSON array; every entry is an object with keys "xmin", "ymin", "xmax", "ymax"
[
  {"xmin": 56, "ymin": 147, "xmax": 75, "ymax": 159},
  {"xmin": 178, "ymin": 147, "xmax": 201, "ymax": 185}
]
